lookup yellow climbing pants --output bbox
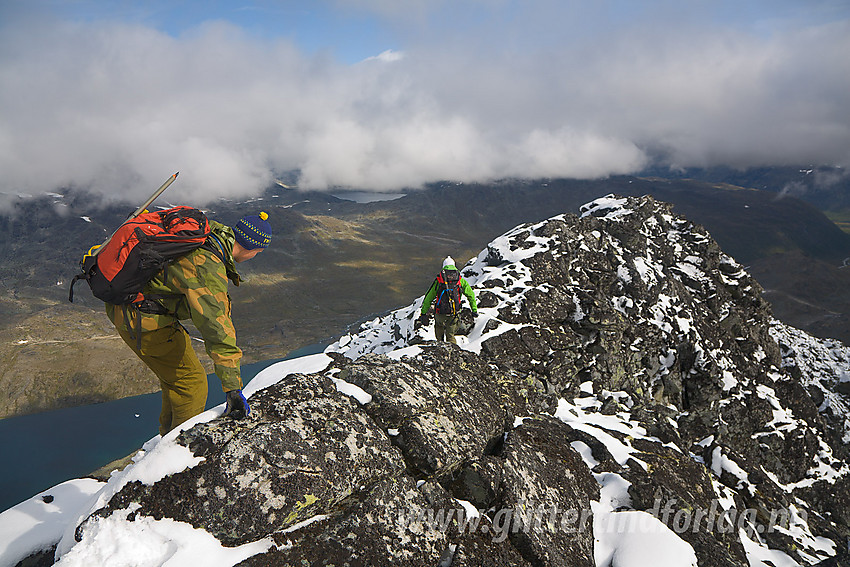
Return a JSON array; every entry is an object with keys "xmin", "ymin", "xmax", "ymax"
[{"xmin": 116, "ymin": 324, "xmax": 208, "ymax": 436}]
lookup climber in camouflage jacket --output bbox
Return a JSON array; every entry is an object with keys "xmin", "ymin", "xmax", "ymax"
[{"xmin": 107, "ymin": 214, "xmax": 272, "ymax": 435}]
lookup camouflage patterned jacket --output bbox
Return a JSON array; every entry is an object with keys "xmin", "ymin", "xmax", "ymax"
[{"xmin": 106, "ymin": 221, "xmax": 244, "ymax": 392}]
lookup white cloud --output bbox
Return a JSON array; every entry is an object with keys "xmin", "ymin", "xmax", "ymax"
[
  {"xmin": 362, "ymin": 49, "xmax": 405, "ymax": 63},
  {"xmin": 0, "ymin": 1, "xmax": 848, "ymax": 205}
]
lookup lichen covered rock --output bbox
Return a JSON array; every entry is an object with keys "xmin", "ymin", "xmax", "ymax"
[{"xmin": 80, "ymin": 371, "xmax": 406, "ymax": 546}]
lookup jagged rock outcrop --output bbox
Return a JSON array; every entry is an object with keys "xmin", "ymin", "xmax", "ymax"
[
  {"xmin": 496, "ymin": 416, "xmax": 599, "ymax": 566},
  {"xmin": 52, "ymin": 194, "xmax": 850, "ymax": 566},
  {"xmin": 333, "ymin": 346, "xmax": 544, "ymax": 478},
  {"xmin": 82, "ymin": 372, "xmax": 405, "ymax": 547}
]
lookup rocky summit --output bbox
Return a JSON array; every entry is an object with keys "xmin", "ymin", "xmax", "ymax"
[{"xmin": 48, "ymin": 195, "xmax": 850, "ymax": 566}]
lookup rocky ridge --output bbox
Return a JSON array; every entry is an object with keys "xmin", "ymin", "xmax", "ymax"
[{"xmin": 43, "ymin": 194, "xmax": 850, "ymax": 566}]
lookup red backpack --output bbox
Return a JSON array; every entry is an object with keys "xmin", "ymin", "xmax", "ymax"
[{"xmin": 69, "ymin": 206, "xmax": 212, "ymax": 306}]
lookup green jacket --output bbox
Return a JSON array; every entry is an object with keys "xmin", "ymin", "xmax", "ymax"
[
  {"xmin": 106, "ymin": 221, "xmax": 244, "ymax": 392},
  {"xmin": 421, "ymin": 264, "xmax": 478, "ymax": 315}
]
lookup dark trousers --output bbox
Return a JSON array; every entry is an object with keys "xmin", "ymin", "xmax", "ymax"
[{"xmin": 434, "ymin": 313, "xmax": 460, "ymax": 344}]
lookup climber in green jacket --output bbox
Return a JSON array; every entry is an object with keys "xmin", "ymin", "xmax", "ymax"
[{"xmin": 418, "ymin": 256, "xmax": 478, "ymax": 344}]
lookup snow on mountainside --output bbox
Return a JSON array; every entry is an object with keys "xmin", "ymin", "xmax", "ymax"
[
  {"xmin": 2, "ymin": 194, "xmax": 849, "ymax": 566},
  {"xmin": 328, "ymin": 194, "xmax": 850, "ymax": 565},
  {"xmin": 770, "ymin": 323, "xmax": 850, "ymax": 444}
]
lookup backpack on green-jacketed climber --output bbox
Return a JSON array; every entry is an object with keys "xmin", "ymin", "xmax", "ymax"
[
  {"xmin": 69, "ymin": 206, "xmax": 213, "ymax": 307},
  {"xmin": 435, "ymin": 268, "xmax": 462, "ymax": 315}
]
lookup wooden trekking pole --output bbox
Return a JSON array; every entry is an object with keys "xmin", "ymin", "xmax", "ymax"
[
  {"xmin": 69, "ymin": 172, "xmax": 183, "ymax": 303},
  {"xmin": 90, "ymin": 172, "xmax": 179, "ymax": 258}
]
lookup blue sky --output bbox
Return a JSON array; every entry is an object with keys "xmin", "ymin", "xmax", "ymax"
[
  {"xmin": 43, "ymin": 1, "xmax": 398, "ymax": 62},
  {"xmin": 31, "ymin": 0, "xmax": 850, "ymax": 61},
  {"xmin": 1, "ymin": 0, "xmax": 849, "ymax": 202}
]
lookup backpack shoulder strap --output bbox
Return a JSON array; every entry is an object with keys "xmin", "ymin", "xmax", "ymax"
[
  {"xmin": 202, "ymin": 233, "xmax": 227, "ymax": 263},
  {"xmin": 203, "ymin": 232, "xmax": 242, "ymax": 285}
]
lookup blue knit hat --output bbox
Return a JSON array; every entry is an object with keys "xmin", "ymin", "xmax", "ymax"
[{"xmin": 234, "ymin": 212, "xmax": 272, "ymax": 250}]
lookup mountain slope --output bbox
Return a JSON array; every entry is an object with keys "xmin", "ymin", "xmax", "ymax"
[
  {"xmin": 6, "ymin": 194, "xmax": 848, "ymax": 566},
  {"xmin": 2, "ymin": 176, "xmax": 850, "ymax": 419},
  {"xmin": 642, "ymin": 165, "xmax": 850, "ymax": 215}
]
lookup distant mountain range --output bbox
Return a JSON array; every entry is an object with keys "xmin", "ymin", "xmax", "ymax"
[
  {"xmin": 1, "ymin": 169, "xmax": 849, "ymax": 418},
  {"xmin": 642, "ymin": 164, "xmax": 850, "ymax": 205}
]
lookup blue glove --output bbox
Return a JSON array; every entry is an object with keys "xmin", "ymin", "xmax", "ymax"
[{"xmin": 224, "ymin": 389, "xmax": 250, "ymax": 420}]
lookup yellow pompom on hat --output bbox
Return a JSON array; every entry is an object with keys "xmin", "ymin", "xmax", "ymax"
[{"xmin": 234, "ymin": 211, "xmax": 272, "ymax": 250}]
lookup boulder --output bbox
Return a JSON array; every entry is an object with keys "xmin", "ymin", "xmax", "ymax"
[
  {"xmin": 497, "ymin": 416, "xmax": 599, "ymax": 567},
  {"xmin": 79, "ymin": 371, "xmax": 404, "ymax": 546},
  {"xmin": 235, "ymin": 476, "xmax": 451, "ymax": 566},
  {"xmin": 335, "ymin": 345, "xmax": 532, "ymax": 478}
]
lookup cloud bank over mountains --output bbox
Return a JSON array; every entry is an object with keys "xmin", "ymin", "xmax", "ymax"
[{"xmin": 0, "ymin": 1, "xmax": 848, "ymax": 204}]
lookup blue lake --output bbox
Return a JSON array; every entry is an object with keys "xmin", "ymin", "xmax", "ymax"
[{"xmin": 0, "ymin": 344, "xmax": 324, "ymax": 512}]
